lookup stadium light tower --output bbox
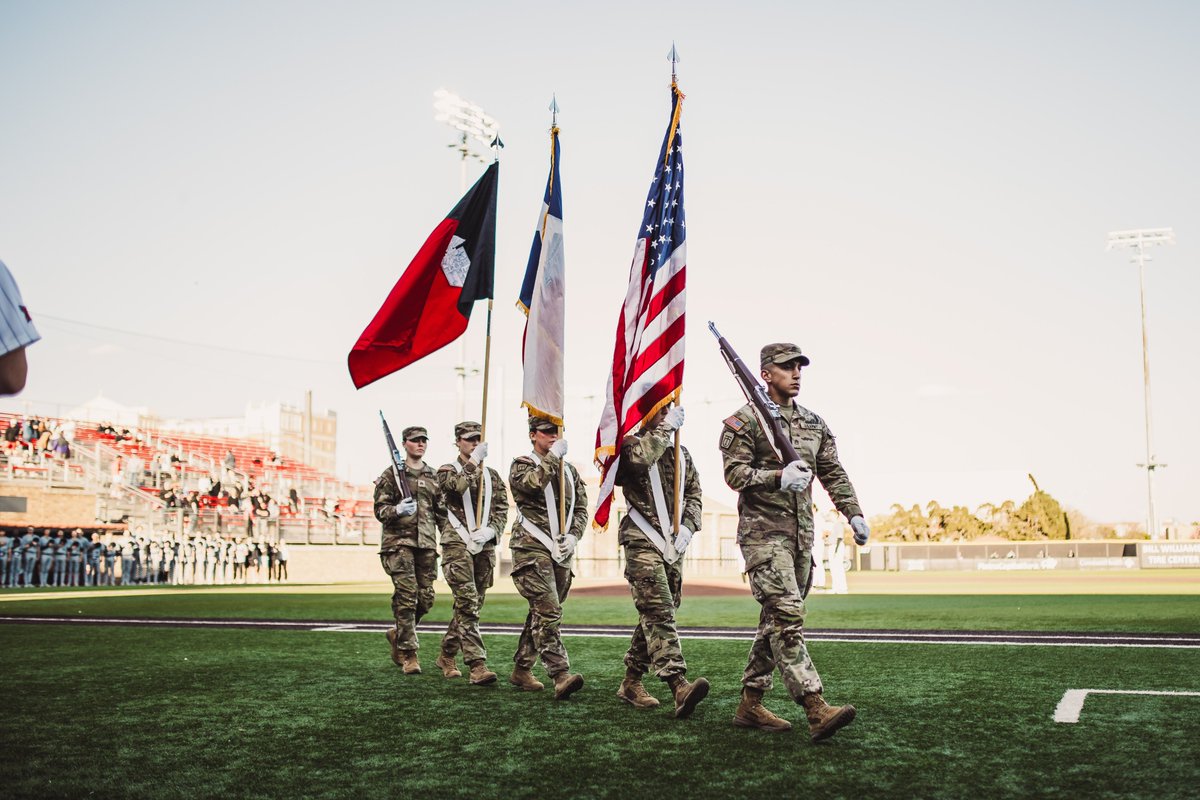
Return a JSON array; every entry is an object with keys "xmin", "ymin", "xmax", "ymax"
[
  {"xmin": 433, "ymin": 89, "xmax": 500, "ymax": 418},
  {"xmin": 433, "ymin": 88, "xmax": 500, "ymax": 192},
  {"xmin": 1107, "ymin": 227, "xmax": 1175, "ymax": 539}
]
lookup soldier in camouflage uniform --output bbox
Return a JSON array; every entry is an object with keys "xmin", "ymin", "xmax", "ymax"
[
  {"xmin": 375, "ymin": 425, "xmax": 445, "ymax": 674},
  {"xmin": 507, "ymin": 416, "xmax": 587, "ymax": 700},
  {"xmin": 614, "ymin": 399, "xmax": 710, "ymax": 718},
  {"xmin": 720, "ymin": 343, "xmax": 871, "ymax": 741},
  {"xmin": 434, "ymin": 420, "xmax": 508, "ymax": 685}
]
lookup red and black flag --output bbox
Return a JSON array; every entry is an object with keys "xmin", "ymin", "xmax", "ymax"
[{"xmin": 348, "ymin": 162, "xmax": 498, "ymax": 389}]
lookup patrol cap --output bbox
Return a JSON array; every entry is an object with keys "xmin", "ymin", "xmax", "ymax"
[
  {"xmin": 528, "ymin": 416, "xmax": 560, "ymax": 434},
  {"xmin": 454, "ymin": 421, "xmax": 482, "ymax": 439},
  {"xmin": 401, "ymin": 426, "xmax": 428, "ymax": 441},
  {"xmin": 760, "ymin": 342, "xmax": 810, "ymax": 368}
]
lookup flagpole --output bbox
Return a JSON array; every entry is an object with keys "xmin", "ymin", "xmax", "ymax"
[
  {"xmin": 476, "ymin": 134, "xmax": 504, "ymax": 531},
  {"xmin": 672, "ymin": 391, "xmax": 683, "ymax": 538},
  {"xmin": 476, "ymin": 297, "xmax": 493, "ymax": 529},
  {"xmin": 549, "ymin": 103, "xmax": 568, "ymax": 552},
  {"xmin": 668, "ymin": 46, "xmax": 684, "ymax": 542}
]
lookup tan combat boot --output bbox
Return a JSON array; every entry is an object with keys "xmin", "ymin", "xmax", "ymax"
[
  {"xmin": 800, "ymin": 692, "xmax": 856, "ymax": 742},
  {"xmin": 552, "ymin": 672, "xmax": 585, "ymax": 700},
  {"xmin": 399, "ymin": 650, "xmax": 422, "ymax": 675},
  {"xmin": 385, "ymin": 628, "xmax": 404, "ymax": 668},
  {"xmin": 667, "ymin": 674, "xmax": 710, "ymax": 719},
  {"xmin": 509, "ymin": 667, "xmax": 544, "ymax": 691},
  {"xmin": 732, "ymin": 687, "xmax": 793, "ymax": 732},
  {"xmin": 468, "ymin": 661, "xmax": 498, "ymax": 685},
  {"xmin": 435, "ymin": 651, "xmax": 462, "ymax": 679},
  {"xmin": 616, "ymin": 669, "xmax": 660, "ymax": 709}
]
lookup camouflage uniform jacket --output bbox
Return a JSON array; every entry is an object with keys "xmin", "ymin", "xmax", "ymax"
[
  {"xmin": 720, "ymin": 401, "xmax": 862, "ymax": 545},
  {"xmin": 436, "ymin": 455, "xmax": 509, "ymax": 549},
  {"xmin": 615, "ymin": 425, "xmax": 702, "ymax": 547},
  {"xmin": 374, "ymin": 463, "xmax": 445, "ymax": 552},
  {"xmin": 508, "ymin": 451, "xmax": 588, "ymax": 554}
]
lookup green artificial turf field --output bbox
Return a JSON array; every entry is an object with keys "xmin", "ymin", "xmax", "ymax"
[{"xmin": 2, "ymin": 622, "xmax": 1198, "ymax": 799}]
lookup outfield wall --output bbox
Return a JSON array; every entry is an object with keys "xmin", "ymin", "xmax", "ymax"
[
  {"xmin": 281, "ymin": 539, "xmax": 1200, "ymax": 584},
  {"xmin": 0, "ymin": 480, "xmax": 98, "ymax": 528}
]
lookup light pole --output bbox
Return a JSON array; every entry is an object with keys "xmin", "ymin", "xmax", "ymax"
[
  {"xmin": 1107, "ymin": 227, "xmax": 1174, "ymax": 539},
  {"xmin": 433, "ymin": 89, "xmax": 500, "ymax": 419}
]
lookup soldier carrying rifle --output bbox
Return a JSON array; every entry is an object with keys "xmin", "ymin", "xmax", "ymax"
[{"xmin": 713, "ymin": 327, "xmax": 870, "ymax": 741}]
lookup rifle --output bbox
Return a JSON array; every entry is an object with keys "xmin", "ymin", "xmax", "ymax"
[
  {"xmin": 705, "ymin": 321, "xmax": 820, "ymax": 597},
  {"xmin": 708, "ymin": 322, "xmax": 801, "ymax": 466},
  {"xmin": 378, "ymin": 411, "xmax": 412, "ymax": 501}
]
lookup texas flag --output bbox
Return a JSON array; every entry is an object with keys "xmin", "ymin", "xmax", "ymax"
[
  {"xmin": 348, "ymin": 162, "xmax": 498, "ymax": 389},
  {"xmin": 517, "ymin": 129, "xmax": 565, "ymax": 423}
]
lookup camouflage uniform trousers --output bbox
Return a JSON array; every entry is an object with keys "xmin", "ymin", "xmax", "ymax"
[
  {"xmin": 622, "ymin": 543, "xmax": 687, "ymax": 679},
  {"xmin": 740, "ymin": 535, "xmax": 823, "ymax": 698},
  {"xmin": 380, "ymin": 545, "xmax": 438, "ymax": 651},
  {"xmin": 511, "ymin": 550, "xmax": 573, "ymax": 677},
  {"xmin": 439, "ymin": 542, "xmax": 496, "ymax": 664}
]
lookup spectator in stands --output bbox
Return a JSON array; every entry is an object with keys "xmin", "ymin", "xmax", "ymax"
[
  {"xmin": 51, "ymin": 431, "xmax": 70, "ymax": 459},
  {"xmin": 109, "ymin": 456, "xmax": 124, "ymax": 499},
  {"xmin": 223, "ymin": 449, "xmax": 236, "ymax": 472},
  {"xmin": 287, "ymin": 487, "xmax": 300, "ymax": 515},
  {"xmin": 5, "ymin": 420, "xmax": 19, "ymax": 447},
  {"xmin": 36, "ymin": 424, "xmax": 51, "ymax": 455},
  {"xmin": 98, "ymin": 422, "xmax": 116, "ymax": 435},
  {"xmin": 184, "ymin": 490, "xmax": 201, "ymax": 532}
]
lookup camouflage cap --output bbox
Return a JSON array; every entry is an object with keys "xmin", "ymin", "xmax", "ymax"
[
  {"xmin": 454, "ymin": 421, "xmax": 482, "ymax": 439},
  {"xmin": 528, "ymin": 416, "xmax": 560, "ymax": 434},
  {"xmin": 401, "ymin": 426, "xmax": 429, "ymax": 441},
  {"xmin": 760, "ymin": 342, "xmax": 811, "ymax": 368}
]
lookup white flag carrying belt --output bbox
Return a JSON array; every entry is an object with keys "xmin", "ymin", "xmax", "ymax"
[
  {"xmin": 445, "ymin": 461, "xmax": 492, "ymax": 547},
  {"xmin": 515, "ymin": 451, "xmax": 575, "ymax": 565},
  {"xmin": 626, "ymin": 460, "xmax": 683, "ymax": 564}
]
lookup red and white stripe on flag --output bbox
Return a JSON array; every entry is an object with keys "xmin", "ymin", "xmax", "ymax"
[{"xmin": 593, "ymin": 84, "xmax": 687, "ymax": 530}]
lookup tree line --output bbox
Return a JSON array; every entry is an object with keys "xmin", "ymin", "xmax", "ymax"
[{"xmin": 868, "ymin": 475, "xmax": 1130, "ymax": 542}]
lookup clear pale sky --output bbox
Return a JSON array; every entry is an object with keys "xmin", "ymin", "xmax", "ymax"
[{"xmin": 3, "ymin": 0, "xmax": 1197, "ymax": 526}]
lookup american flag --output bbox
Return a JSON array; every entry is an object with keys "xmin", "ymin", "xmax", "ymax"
[{"xmin": 592, "ymin": 84, "xmax": 687, "ymax": 530}]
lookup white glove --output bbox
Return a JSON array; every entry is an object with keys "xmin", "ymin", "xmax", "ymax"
[
  {"xmin": 469, "ymin": 442, "xmax": 489, "ymax": 465},
  {"xmin": 394, "ymin": 498, "xmax": 417, "ymax": 518},
  {"xmin": 471, "ymin": 525, "xmax": 495, "ymax": 545},
  {"xmin": 780, "ymin": 460, "xmax": 813, "ymax": 492},
  {"xmin": 673, "ymin": 525, "xmax": 693, "ymax": 553},
  {"xmin": 549, "ymin": 439, "xmax": 568, "ymax": 459},
  {"xmin": 661, "ymin": 406, "xmax": 685, "ymax": 432},
  {"xmin": 559, "ymin": 534, "xmax": 577, "ymax": 560},
  {"xmin": 465, "ymin": 538, "xmax": 485, "ymax": 556},
  {"xmin": 850, "ymin": 515, "xmax": 870, "ymax": 546}
]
